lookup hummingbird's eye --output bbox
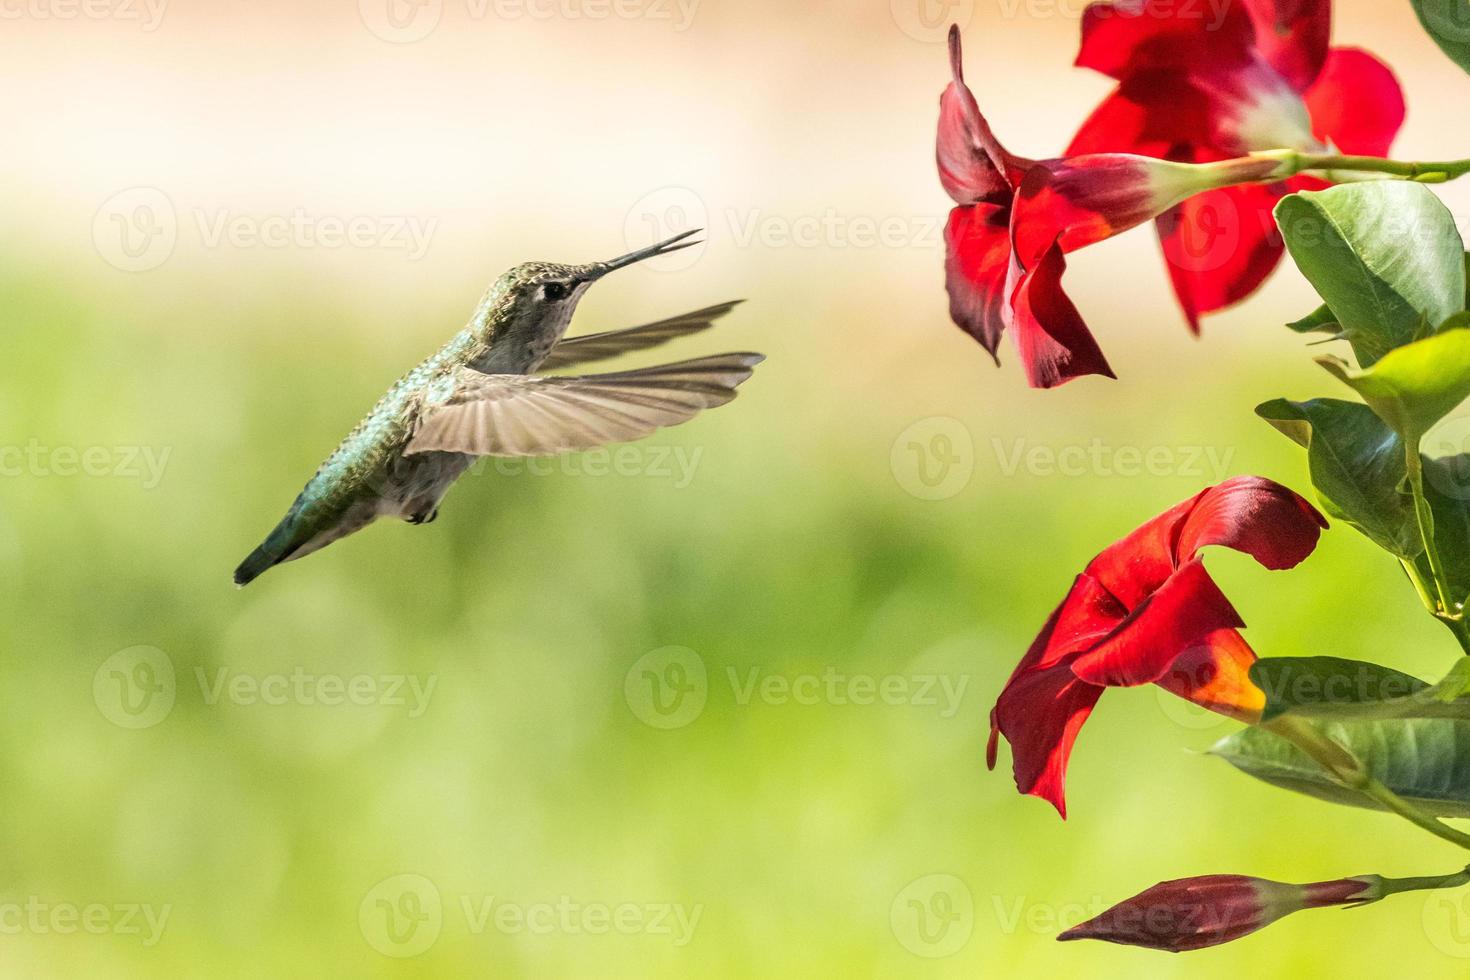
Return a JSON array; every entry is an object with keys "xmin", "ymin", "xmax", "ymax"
[{"xmin": 541, "ymin": 282, "xmax": 570, "ymax": 302}]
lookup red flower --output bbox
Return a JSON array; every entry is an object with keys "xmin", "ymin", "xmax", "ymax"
[
  {"xmin": 1069, "ymin": 0, "xmax": 1405, "ymax": 329},
  {"xmin": 1058, "ymin": 872, "xmax": 1380, "ymax": 951},
  {"xmin": 939, "ymin": 26, "xmax": 1285, "ymax": 388},
  {"xmin": 987, "ymin": 476, "xmax": 1326, "ymax": 817}
]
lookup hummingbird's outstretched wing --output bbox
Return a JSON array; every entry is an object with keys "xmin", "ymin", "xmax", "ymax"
[
  {"xmin": 404, "ymin": 352, "xmax": 764, "ymax": 457},
  {"xmin": 537, "ymin": 301, "xmax": 744, "ymax": 372}
]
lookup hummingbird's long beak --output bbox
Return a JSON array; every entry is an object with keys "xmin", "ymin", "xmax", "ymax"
[{"xmin": 590, "ymin": 229, "xmax": 703, "ymax": 279}]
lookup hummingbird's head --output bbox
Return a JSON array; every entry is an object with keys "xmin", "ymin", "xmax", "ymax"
[{"xmin": 475, "ymin": 230, "xmax": 703, "ymax": 347}]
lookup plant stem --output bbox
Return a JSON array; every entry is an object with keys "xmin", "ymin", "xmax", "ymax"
[
  {"xmin": 1298, "ymin": 154, "xmax": 1470, "ymax": 182},
  {"xmin": 1405, "ymin": 451, "xmax": 1455, "ymax": 617},
  {"xmin": 1443, "ymin": 615, "xmax": 1470, "ymax": 658},
  {"xmin": 1401, "ymin": 558, "xmax": 1439, "ymax": 615},
  {"xmin": 1250, "ymin": 150, "xmax": 1470, "ymax": 183},
  {"xmin": 1263, "ymin": 717, "xmax": 1470, "ymax": 851},
  {"xmin": 1375, "ymin": 865, "xmax": 1470, "ymax": 898}
]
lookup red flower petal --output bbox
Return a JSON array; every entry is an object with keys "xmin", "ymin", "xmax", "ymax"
[
  {"xmin": 1077, "ymin": 0, "xmax": 1256, "ymax": 80},
  {"xmin": 945, "ymin": 205, "xmax": 1012, "ymax": 359},
  {"xmin": 1085, "ymin": 477, "xmax": 1325, "ymax": 609},
  {"xmin": 1066, "ymin": 72, "xmax": 1215, "ymax": 158},
  {"xmin": 1174, "ymin": 475, "xmax": 1327, "ymax": 569},
  {"xmin": 1154, "ymin": 629, "xmax": 1265, "ymax": 722},
  {"xmin": 1242, "ymin": 0, "xmax": 1332, "ymax": 91},
  {"xmin": 1085, "ymin": 491, "xmax": 1202, "ymax": 608},
  {"xmin": 1071, "ymin": 558, "xmax": 1245, "ymax": 687},
  {"xmin": 989, "ymin": 660, "xmax": 1102, "ymax": 819},
  {"xmin": 999, "ymin": 573, "xmax": 1129, "ymax": 680},
  {"xmin": 989, "ymin": 574, "xmax": 1125, "ymax": 817},
  {"xmin": 1005, "ymin": 238, "xmax": 1115, "ymax": 388},
  {"xmin": 1156, "ymin": 183, "xmax": 1288, "ymax": 331},
  {"xmin": 937, "ymin": 25, "xmax": 1028, "ymax": 204},
  {"xmin": 1303, "ymin": 48, "xmax": 1406, "ymax": 157}
]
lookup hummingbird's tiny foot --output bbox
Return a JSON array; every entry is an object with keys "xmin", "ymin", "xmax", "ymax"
[{"xmin": 407, "ymin": 507, "xmax": 439, "ymax": 526}]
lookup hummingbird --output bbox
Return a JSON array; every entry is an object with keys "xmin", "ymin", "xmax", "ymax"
[{"xmin": 234, "ymin": 230, "xmax": 763, "ymax": 587}]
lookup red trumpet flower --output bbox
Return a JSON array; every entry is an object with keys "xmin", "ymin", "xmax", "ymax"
[
  {"xmin": 1069, "ymin": 0, "xmax": 1406, "ymax": 329},
  {"xmin": 939, "ymin": 26, "xmax": 1285, "ymax": 387},
  {"xmin": 1058, "ymin": 872, "xmax": 1381, "ymax": 951},
  {"xmin": 987, "ymin": 476, "xmax": 1326, "ymax": 817}
]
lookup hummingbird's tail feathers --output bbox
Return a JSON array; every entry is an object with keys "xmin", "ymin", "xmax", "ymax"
[
  {"xmin": 538, "ymin": 300, "xmax": 746, "ymax": 372},
  {"xmin": 233, "ymin": 513, "xmax": 306, "ymax": 587},
  {"xmin": 233, "ymin": 543, "xmax": 280, "ymax": 588},
  {"xmin": 404, "ymin": 352, "xmax": 765, "ymax": 458},
  {"xmin": 234, "ymin": 498, "xmax": 383, "ymax": 586}
]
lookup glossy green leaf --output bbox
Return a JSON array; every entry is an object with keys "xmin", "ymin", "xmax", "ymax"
[
  {"xmin": 1276, "ymin": 184, "xmax": 1465, "ymax": 366},
  {"xmin": 1256, "ymin": 398, "xmax": 1421, "ymax": 556},
  {"xmin": 1318, "ymin": 328, "xmax": 1470, "ymax": 447},
  {"xmin": 1250, "ymin": 657, "xmax": 1444, "ymax": 722},
  {"xmin": 1412, "ymin": 0, "xmax": 1470, "ymax": 76},
  {"xmin": 1212, "ymin": 718, "xmax": 1470, "ymax": 817}
]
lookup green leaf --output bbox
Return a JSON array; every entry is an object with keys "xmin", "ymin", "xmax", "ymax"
[
  {"xmin": 1412, "ymin": 0, "xmax": 1470, "ymax": 76},
  {"xmin": 1318, "ymin": 328, "xmax": 1470, "ymax": 448},
  {"xmin": 1256, "ymin": 398, "xmax": 1421, "ymax": 556},
  {"xmin": 1251, "ymin": 657, "xmax": 1441, "ymax": 722},
  {"xmin": 1212, "ymin": 718, "xmax": 1470, "ymax": 817},
  {"xmin": 1286, "ymin": 303, "xmax": 1339, "ymax": 336},
  {"xmin": 1276, "ymin": 184, "xmax": 1466, "ymax": 366},
  {"xmin": 1417, "ymin": 452, "xmax": 1470, "ymax": 605}
]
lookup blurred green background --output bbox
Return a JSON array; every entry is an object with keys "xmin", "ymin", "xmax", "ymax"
[{"xmin": 5, "ymin": 0, "xmax": 1470, "ymax": 976}]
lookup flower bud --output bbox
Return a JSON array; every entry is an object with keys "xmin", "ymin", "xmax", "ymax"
[{"xmin": 1058, "ymin": 873, "xmax": 1380, "ymax": 952}]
